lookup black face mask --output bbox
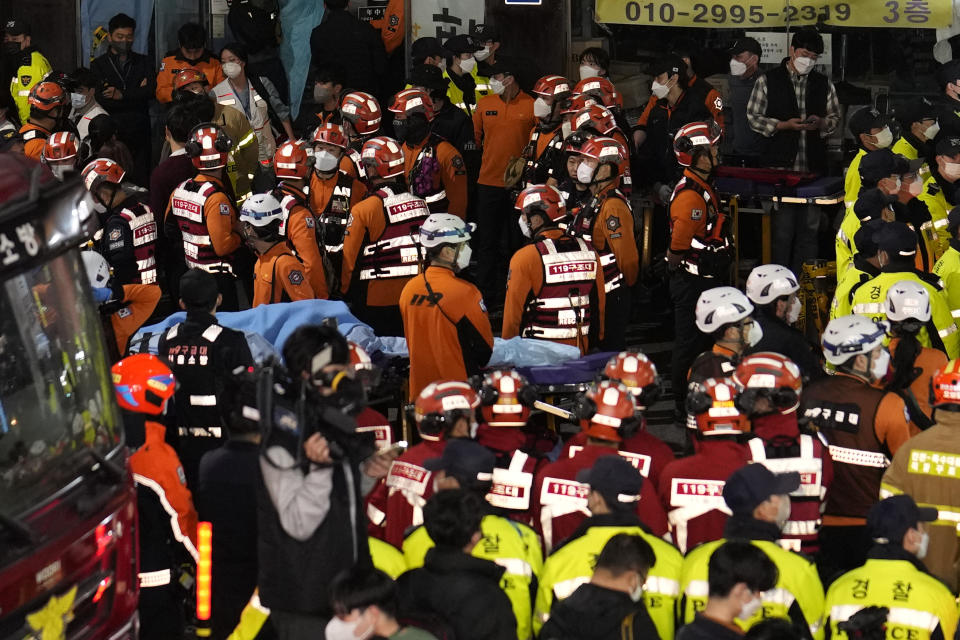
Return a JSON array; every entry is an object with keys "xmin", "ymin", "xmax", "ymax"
[
  {"xmin": 111, "ymin": 40, "xmax": 132, "ymax": 55},
  {"xmin": 3, "ymin": 41, "xmax": 22, "ymax": 56},
  {"xmin": 393, "ymin": 115, "xmax": 429, "ymax": 145}
]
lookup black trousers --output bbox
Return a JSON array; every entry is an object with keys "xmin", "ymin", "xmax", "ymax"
[
  {"xmin": 599, "ymin": 285, "xmax": 631, "ymax": 351},
  {"xmin": 138, "ymin": 584, "xmax": 184, "ymax": 640},
  {"xmin": 475, "ymin": 184, "xmax": 522, "ymax": 304},
  {"xmin": 669, "ymin": 270, "xmax": 715, "ymax": 411}
]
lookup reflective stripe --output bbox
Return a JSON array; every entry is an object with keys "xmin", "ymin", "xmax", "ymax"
[
  {"xmin": 201, "ymin": 325, "xmax": 223, "ymax": 342},
  {"xmin": 851, "ymin": 302, "xmax": 883, "ymax": 314},
  {"xmin": 763, "ymin": 587, "xmax": 796, "ymax": 608},
  {"xmin": 178, "ymin": 427, "xmax": 223, "ymax": 438},
  {"xmin": 781, "ymin": 519, "xmax": 820, "ymax": 535},
  {"xmin": 190, "ymin": 394, "xmax": 218, "ymax": 406},
  {"xmin": 493, "ymin": 557, "xmax": 533, "ymax": 577},
  {"xmin": 359, "ymin": 265, "xmax": 420, "ymax": 280},
  {"xmin": 831, "ymin": 605, "xmax": 941, "ymax": 633},
  {"xmin": 685, "ymin": 579, "xmax": 709, "ymax": 598},
  {"xmin": 424, "ymin": 190, "xmax": 448, "ymax": 204},
  {"xmin": 552, "ymin": 576, "xmax": 589, "ymax": 600},
  {"xmin": 531, "ymin": 295, "xmax": 591, "ymax": 309},
  {"xmin": 951, "ymin": 309, "xmax": 960, "ymax": 318},
  {"xmin": 185, "ymin": 260, "xmax": 234, "ymax": 274},
  {"xmin": 828, "ymin": 445, "xmax": 890, "ymax": 468},
  {"xmin": 138, "ymin": 569, "xmax": 172, "ymax": 587},
  {"xmin": 524, "ymin": 326, "xmax": 587, "ymax": 339},
  {"xmin": 132, "ymin": 473, "xmax": 200, "ymax": 561},
  {"xmin": 644, "ymin": 575, "xmax": 680, "ymax": 597},
  {"xmin": 934, "ymin": 219, "xmax": 949, "ymax": 228},
  {"xmin": 236, "ymin": 131, "xmax": 257, "ymax": 148},
  {"xmin": 939, "ymin": 323, "xmax": 957, "ymax": 338},
  {"xmin": 604, "ymin": 273, "xmax": 624, "ymax": 292},
  {"xmin": 367, "ymin": 502, "xmax": 386, "ymax": 526}
]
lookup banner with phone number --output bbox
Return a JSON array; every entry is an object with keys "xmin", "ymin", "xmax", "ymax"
[{"xmin": 595, "ymin": 0, "xmax": 952, "ymax": 28}]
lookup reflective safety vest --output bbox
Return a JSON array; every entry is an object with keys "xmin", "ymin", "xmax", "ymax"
[
  {"xmin": 356, "ymin": 187, "xmax": 430, "ymax": 281},
  {"xmin": 316, "ymin": 173, "xmax": 356, "ymax": 255},
  {"xmin": 409, "ymin": 135, "xmax": 449, "ymax": 213},
  {"xmin": 831, "ymin": 263, "xmax": 872, "ymax": 320},
  {"xmin": 346, "ymin": 148, "xmax": 368, "ymax": 181},
  {"xmin": 679, "ymin": 538, "xmax": 825, "ymax": 638},
  {"xmin": 404, "ymin": 514, "xmax": 543, "ymax": 640},
  {"xmin": 932, "ymin": 244, "xmax": 960, "ymax": 323},
  {"xmin": 568, "ymin": 189, "xmax": 630, "ymax": 293},
  {"xmin": 163, "ymin": 322, "xmax": 229, "ymax": 431},
  {"xmin": 213, "ymin": 79, "xmax": 274, "ymax": 160},
  {"xmin": 488, "ymin": 450, "xmax": 535, "ymax": 511},
  {"xmin": 521, "ymin": 235, "xmax": 596, "ymax": 341},
  {"xmin": 917, "ymin": 176, "xmax": 952, "ymax": 260},
  {"xmin": 369, "ymin": 537, "xmax": 406, "ymax": 579},
  {"xmin": 226, "ymin": 590, "xmax": 270, "ymax": 640},
  {"xmin": 170, "ymin": 179, "xmax": 234, "ymax": 273},
  {"xmin": 115, "ymin": 201, "xmax": 159, "ymax": 284},
  {"xmin": 670, "ymin": 174, "xmax": 732, "ymax": 278},
  {"xmin": 443, "ymin": 67, "xmax": 492, "ymax": 116},
  {"xmin": 533, "ymin": 525, "xmax": 683, "ymax": 640},
  {"xmin": 667, "ymin": 476, "xmax": 731, "ymax": 554}
]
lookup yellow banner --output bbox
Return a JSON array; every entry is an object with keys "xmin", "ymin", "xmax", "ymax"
[{"xmin": 595, "ymin": 0, "xmax": 952, "ymax": 28}]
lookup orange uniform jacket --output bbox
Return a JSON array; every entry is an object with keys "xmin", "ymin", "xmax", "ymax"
[
  {"xmin": 165, "ymin": 174, "xmax": 243, "ymax": 259},
  {"xmin": 591, "ymin": 182, "xmax": 640, "ymax": 287},
  {"xmin": 156, "ymin": 51, "xmax": 225, "ymax": 103},
  {"xmin": 670, "ymin": 169, "xmax": 715, "ymax": 253},
  {"xmin": 340, "ymin": 154, "xmax": 361, "ymax": 179},
  {"xmin": 20, "ymin": 122, "xmax": 50, "ymax": 160},
  {"xmin": 473, "ymin": 92, "xmax": 536, "ymax": 187},
  {"xmin": 399, "ymin": 265, "xmax": 494, "ymax": 400},
  {"xmin": 252, "ymin": 243, "xmax": 316, "ymax": 306},
  {"xmin": 308, "ymin": 169, "xmax": 368, "ymax": 214},
  {"xmin": 340, "ymin": 193, "xmax": 413, "ymax": 307},
  {"xmin": 277, "ymin": 183, "xmax": 329, "ymax": 299},
  {"xmin": 890, "ymin": 337, "xmax": 947, "ymax": 430},
  {"xmin": 502, "ymin": 228, "xmax": 606, "ymax": 352},
  {"xmin": 371, "ymin": 0, "xmax": 405, "ymax": 54},
  {"xmin": 403, "ymin": 138, "xmax": 468, "ymax": 218},
  {"xmin": 112, "ymin": 284, "xmax": 162, "ymax": 355}
]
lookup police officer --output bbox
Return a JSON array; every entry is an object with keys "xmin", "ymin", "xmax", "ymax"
[
  {"xmin": 442, "ymin": 34, "xmax": 489, "ymax": 117},
  {"xmin": 503, "ymin": 184, "xmax": 605, "ymax": 353},
  {"xmin": 734, "ymin": 353, "xmax": 832, "ymax": 554},
  {"xmin": 689, "ymin": 287, "xmax": 761, "ymax": 383},
  {"xmin": 157, "ymin": 269, "xmax": 254, "ymax": 488},
  {"xmin": 18, "ymin": 80, "xmax": 66, "ymax": 160},
  {"xmin": 521, "ymin": 75, "xmax": 572, "ymax": 188},
  {"xmin": 156, "ymin": 22, "xmax": 225, "ymax": 103},
  {"xmin": 892, "ymin": 96, "xmax": 939, "ymax": 167},
  {"xmin": 843, "ymin": 107, "xmax": 895, "ymax": 209},
  {"xmin": 677, "ymin": 464, "xmax": 825, "ymax": 638},
  {"xmin": 4, "ymin": 19, "xmax": 51, "ymax": 124},
  {"xmin": 801, "ymin": 314, "xmax": 913, "ymax": 579},
  {"xmin": 918, "ymin": 136, "xmax": 960, "ymax": 258},
  {"xmin": 407, "ymin": 63, "xmax": 476, "ymax": 158},
  {"xmin": 933, "ymin": 206, "xmax": 960, "ymax": 319},
  {"xmin": 823, "ymin": 495, "xmax": 957, "ymax": 640},
  {"xmin": 339, "ymin": 90, "xmax": 382, "ymax": 180},
  {"xmin": 81, "ymin": 158, "xmax": 159, "ymax": 286},
  {"xmin": 533, "ymin": 455, "xmax": 683, "ymax": 640},
  {"xmin": 832, "ymin": 219, "xmax": 884, "ymax": 320}
]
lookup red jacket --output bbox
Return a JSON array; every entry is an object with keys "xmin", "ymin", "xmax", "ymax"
[{"xmin": 562, "ymin": 427, "xmax": 675, "ymax": 494}]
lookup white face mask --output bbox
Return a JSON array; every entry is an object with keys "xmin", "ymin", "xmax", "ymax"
[
  {"xmin": 93, "ymin": 201, "xmax": 107, "ymax": 214},
  {"xmin": 630, "ymin": 576, "xmax": 644, "ymax": 602},
  {"xmin": 561, "ymin": 120, "xmax": 573, "ymax": 139},
  {"xmin": 437, "ymin": 57, "xmax": 446, "ymax": 72},
  {"xmin": 729, "ymin": 59, "xmax": 748, "ymax": 77},
  {"xmin": 490, "ymin": 78, "xmax": 505, "ymax": 95},
  {"xmin": 579, "ymin": 64, "xmax": 600, "ymax": 81},
  {"xmin": 746, "ymin": 320, "xmax": 764, "ymax": 347},
  {"xmin": 908, "ymin": 177, "xmax": 924, "ymax": 197},
  {"xmin": 924, "ymin": 121, "xmax": 941, "ymax": 140},
  {"xmin": 786, "ymin": 296, "xmax": 801, "ymax": 325},
  {"xmin": 793, "ymin": 56, "xmax": 815, "ymax": 75},
  {"xmin": 459, "ymin": 56, "xmax": 476, "ymax": 73},
  {"xmin": 456, "ymin": 243, "xmax": 472, "ymax": 271},
  {"xmin": 651, "ymin": 80, "xmax": 670, "ymax": 99},
  {"xmin": 533, "ymin": 97, "xmax": 552, "ymax": 119},
  {"xmin": 942, "ymin": 161, "xmax": 960, "ymax": 180},
  {"xmin": 737, "ymin": 595, "xmax": 764, "ymax": 621},
  {"xmin": 916, "ymin": 530, "xmax": 930, "ymax": 559},
  {"xmin": 871, "ymin": 349, "xmax": 890, "ymax": 381},
  {"xmin": 70, "ymin": 92, "xmax": 87, "ymax": 110},
  {"xmin": 577, "ymin": 161, "xmax": 595, "ymax": 185},
  {"xmin": 315, "ymin": 150, "xmax": 339, "ymax": 173},
  {"xmin": 873, "ymin": 126, "xmax": 894, "ymax": 149},
  {"xmin": 324, "ymin": 615, "xmax": 374, "ymax": 640},
  {"xmin": 50, "ymin": 164, "xmax": 71, "ymax": 181},
  {"xmin": 775, "ymin": 495, "xmax": 791, "ymax": 530},
  {"xmin": 518, "ymin": 215, "xmax": 532, "ymax": 238},
  {"xmin": 474, "ymin": 46, "xmax": 491, "ymax": 61},
  {"xmin": 222, "ymin": 61, "xmax": 243, "ymax": 79}
]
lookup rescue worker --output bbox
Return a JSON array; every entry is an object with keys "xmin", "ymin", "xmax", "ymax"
[
  {"xmin": 843, "ymin": 107, "xmax": 895, "ymax": 209},
  {"xmin": 832, "ymin": 219, "xmax": 885, "ymax": 320},
  {"xmin": 745, "ymin": 264, "xmax": 823, "ymax": 379},
  {"xmin": 918, "ymin": 135, "xmax": 960, "ymax": 258},
  {"xmin": 689, "ymin": 286, "xmax": 761, "ymax": 384},
  {"xmin": 400, "ymin": 213, "xmax": 493, "ymax": 399},
  {"xmin": 81, "ymin": 158, "xmax": 159, "ymax": 285},
  {"xmin": 659, "ymin": 377, "xmax": 750, "ymax": 553},
  {"xmin": 270, "ymin": 140, "xmax": 329, "ymax": 299},
  {"xmin": 676, "ymin": 464, "xmax": 825, "ymax": 638},
  {"xmin": 668, "ymin": 121, "xmax": 733, "ymax": 405},
  {"xmin": 339, "ymin": 90, "xmax": 382, "ymax": 180},
  {"xmin": 892, "ymin": 96, "xmax": 939, "ymax": 168},
  {"xmin": 164, "ymin": 123, "xmax": 245, "ymax": 310},
  {"xmin": 849, "ymin": 221, "xmax": 958, "ymax": 358},
  {"xmin": 823, "ymin": 495, "xmax": 958, "ymax": 640},
  {"xmin": 366, "ymin": 381, "xmax": 480, "ymax": 547},
  {"xmin": 531, "ymin": 381, "xmax": 669, "ymax": 553},
  {"xmin": 347, "ymin": 342, "xmax": 394, "ymax": 455},
  {"xmin": 157, "ymin": 269, "xmax": 254, "ymax": 489},
  {"xmin": 503, "ymin": 184, "xmax": 605, "ymax": 353},
  {"xmin": 442, "ymin": 33, "xmax": 489, "ymax": 117},
  {"xmin": 572, "ymin": 104, "xmax": 634, "ymax": 197},
  {"xmin": 574, "ymin": 75, "xmax": 632, "ymax": 144},
  {"xmin": 882, "ymin": 360, "xmax": 960, "ymax": 591},
  {"xmin": 41, "ymin": 130, "xmax": 79, "ymax": 181},
  {"xmin": 156, "ymin": 22, "xmax": 225, "ymax": 103},
  {"xmin": 388, "ymin": 88, "xmax": 467, "ymax": 217},
  {"xmin": 4, "ymin": 19, "xmax": 51, "ymax": 124},
  {"xmin": 402, "ymin": 438, "xmax": 543, "ymax": 640},
  {"xmin": 19, "ymin": 80, "xmax": 66, "ymax": 160},
  {"xmin": 734, "ymin": 353, "xmax": 833, "ymax": 554},
  {"xmin": 533, "ymin": 454, "xmax": 683, "ymax": 640},
  {"xmin": 521, "ymin": 74, "xmax": 572, "ymax": 188},
  {"xmin": 568, "ymin": 136, "xmax": 638, "ymax": 350},
  {"xmin": 801, "ymin": 314, "xmax": 914, "ymax": 580},
  {"xmin": 933, "ymin": 206, "xmax": 960, "ymax": 319},
  {"xmin": 238, "ymin": 193, "xmax": 317, "ymax": 306},
  {"xmin": 555, "ymin": 131, "xmax": 592, "ymax": 220}
]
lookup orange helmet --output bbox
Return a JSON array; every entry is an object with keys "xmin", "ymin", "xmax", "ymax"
[
  {"xmin": 686, "ymin": 377, "xmax": 750, "ymax": 436},
  {"xmin": 185, "ymin": 123, "xmax": 233, "ymax": 170},
  {"xmin": 340, "ymin": 91, "xmax": 382, "ymax": 135},
  {"xmin": 674, "ymin": 120, "xmax": 722, "ymax": 167},
  {"xmin": 312, "ymin": 122, "xmax": 349, "ymax": 149},
  {"xmin": 111, "ymin": 354, "xmax": 176, "ymax": 415},
  {"xmin": 532, "ymin": 75, "xmax": 573, "ymax": 99},
  {"xmin": 81, "ymin": 158, "xmax": 126, "ymax": 193},
  {"xmin": 348, "ymin": 342, "xmax": 381, "ymax": 393},
  {"xmin": 28, "ymin": 81, "xmax": 66, "ymax": 112},
  {"xmin": 561, "ymin": 93, "xmax": 597, "ymax": 117},
  {"xmin": 273, "ymin": 141, "xmax": 310, "ymax": 180},
  {"xmin": 514, "ymin": 184, "xmax": 566, "ymax": 222},
  {"xmin": 931, "ymin": 360, "xmax": 960, "ymax": 409},
  {"xmin": 573, "ymin": 104, "xmax": 617, "ymax": 136},
  {"xmin": 43, "ymin": 131, "xmax": 79, "ymax": 163},
  {"xmin": 733, "ymin": 353, "xmax": 803, "ymax": 416},
  {"xmin": 360, "ymin": 136, "xmax": 405, "ymax": 179},
  {"xmin": 479, "ymin": 370, "xmax": 537, "ymax": 427},
  {"xmin": 388, "ymin": 88, "xmax": 435, "ymax": 122},
  {"xmin": 173, "ymin": 67, "xmax": 208, "ymax": 91},
  {"xmin": 414, "ymin": 380, "xmax": 481, "ymax": 440},
  {"xmin": 604, "ymin": 351, "xmax": 661, "ymax": 410},
  {"xmin": 576, "ymin": 381, "xmax": 640, "ymax": 442},
  {"xmin": 573, "ymin": 77, "xmax": 623, "ymax": 110},
  {"xmin": 580, "ymin": 136, "xmax": 627, "ymax": 177}
]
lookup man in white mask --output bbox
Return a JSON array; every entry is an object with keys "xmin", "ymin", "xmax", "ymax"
[
  {"xmin": 689, "ymin": 286, "xmax": 764, "ymax": 385},
  {"xmin": 892, "ymin": 96, "xmax": 939, "ymax": 171},
  {"xmin": 326, "ymin": 567, "xmax": 439, "ymax": 640},
  {"xmin": 844, "ymin": 107, "xmax": 897, "ymax": 209},
  {"xmin": 67, "ymin": 68, "xmax": 107, "ymax": 142},
  {"xmin": 726, "ymin": 37, "xmax": 763, "ymax": 159},
  {"xmin": 441, "ymin": 34, "xmax": 490, "ymax": 117},
  {"xmin": 919, "ymin": 136, "xmax": 960, "ymax": 255}
]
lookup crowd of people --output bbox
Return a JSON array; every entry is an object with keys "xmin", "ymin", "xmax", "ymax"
[{"xmin": 10, "ymin": 0, "xmax": 960, "ymax": 639}]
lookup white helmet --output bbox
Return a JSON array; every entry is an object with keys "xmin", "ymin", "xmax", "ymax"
[
  {"xmin": 82, "ymin": 250, "xmax": 111, "ymax": 289},
  {"xmin": 239, "ymin": 193, "xmax": 284, "ymax": 227},
  {"xmin": 822, "ymin": 314, "xmax": 888, "ymax": 365},
  {"xmin": 745, "ymin": 264, "xmax": 799, "ymax": 306},
  {"xmin": 695, "ymin": 287, "xmax": 754, "ymax": 334},
  {"xmin": 419, "ymin": 214, "xmax": 475, "ymax": 248},
  {"xmin": 885, "ymin": 280, "xmax": 931, "ymax": 323}
]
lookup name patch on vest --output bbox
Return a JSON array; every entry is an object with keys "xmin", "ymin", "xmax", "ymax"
[
  {"xmin": 670, "ymin": 478, "xmax": 726, "ymax": 508},
  {"xmin": 540, "ymin": 477, "xmax": 589, "ymax": 507},
  {"xmin": 173, "ymin": 198, "xmax": 200, "ymax": 215},
  {"xmin": 547, "ymin": 261, "xmax": 595, "ymax": 276},
  {"xmin": 386, "ymin": 461, "xmax": 430, "ymax": 495}
]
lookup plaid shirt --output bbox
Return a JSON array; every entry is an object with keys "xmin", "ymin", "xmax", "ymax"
[{"xmin": 746, "ymin": 66, "xmax": 840, "ymax": 172}]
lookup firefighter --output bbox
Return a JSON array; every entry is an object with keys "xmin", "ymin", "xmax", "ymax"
[
  {"xmin": 555, "ymin": 132, "xmax": 592, "ymax": 220},
  {"xmin": 573, "ymin": 104, "xmax": 632, "ymax": 170},
  {"xmin": 892, "ymin": 96, "xmax": 939, "ymax": 168},
  {"xmin": 238, "ymin": 193, "xmax": 317, "ymax": 306},
  {"xmin": 531, "ymin": 381, "xmax": 669, "ymax": 553},
  {"xmin": 689, "ymin": 286, "xmax": 761, "ymax": 383},
  {"xmin": 882, "ymin": 359, "xmax": 960, "ymax": 591},
  {"xmin": 41, "ymin": 130, "xmax": 80, "ymax": 181},
  {"xmin": 823, "ymin": 495, "xmax": 958, "ymax": 640},
  {"xmin": 801, "ymin": 314, "xmax": 913, "ymax": 580},
  {"xmin": 574, "ymin": 75, "xmax": 632, "ymax": 145},
  {"xmin": 843, "ymin": 107, "xmax": 895, "ymax": 209},
  {"xmin": 734, "ymin": 353, "xmax": 833, "ymax": 554},
  {"xmin": 399, "ymin": 213, "xmax": 493, "ymax": 400},
  {"xmin": 533, "ymin": 454, "xmax": 683, "ymax": 640},
  {"xmin": 388, "ymin": 88, "xmax": 467, "ymax": 217},
  {"xmin": 156, "ymin": 22, "xmax": 225, "ymax": 103},
  {"xmin": 19, "ymin": 80, "xmax": 66, "ymax": 160},
  {"xmin": 164, "ymin": 123, "xmax": 245, "ymax": 311},
  {"xmin": 348, "ymin": 342, "xmax": 394, "ymax": 454},
  {"xmin": 521, "ymin": 74, "xmax": 572, "ymax": 189},
  {"xmin": 442, "ymin": 33, "xmax": 489, "ymax": 117},
  {"xmin": 503, "ymin": 184, "xmax": 605, "ymax": 353},
  {"xmin": 339, "ymin": 90, "xmax": 382, "ymax": 181},
  {"xmin": 932, "ymin": 206, "xmax": 960, "ymax": 319},
  {"xmin": 81, "ymin": 158, "xmax": 159, "ymax": 286},
  {"xmin": 157, "ymin": 269, "xmax": 254, "ymax": 488},
  {"xmin": 676, "ymin": 464, "xmax": 825, "ymax": 638},
  {"xmin": 918, "ymin": 136, "xmax": 960, "ymax": 258},
  {"xmin": 831, "ymin": 218, "xmax": 884, "ymax": 320},
  {"xmin": 111, "ymin": 354, "xmax": 198, "ymax": 640},
  {"xmin": 567, "ymin": 136, "xmax": 638, "ymax": 350}
]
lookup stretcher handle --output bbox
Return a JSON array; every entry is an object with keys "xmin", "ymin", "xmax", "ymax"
[{"xmin": 533, "ymin": 399, "xmax": 575, "ymax": 421}]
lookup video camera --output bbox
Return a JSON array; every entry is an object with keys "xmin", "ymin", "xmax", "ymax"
[{"xmin": 837, "ymin": 606, "xmax": 888, "ymax": 640}]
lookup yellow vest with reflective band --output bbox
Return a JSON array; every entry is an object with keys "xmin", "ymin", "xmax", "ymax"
[
  {"xmin": 678, "ymin": 538, "xmax": 826, "ymax": 639},
  {"xmin": 844, "ymin": 149, "xmax": 866, "ymax": 209},
  {"xmin": 10, "ymin": 50, "xmax": 52, "ymax": 123},
  {"xmin": 533, "ymin": 525, "xmax": 683, "ymax": 640},
  {"xmin": 824, "ymin": 559, "xmax": 958, "ymax": 640},
  {"xmin": 892, "ymin": 137, "xmax": 932, "ymax": 182},
  {"xmin": 932, "ymin": 245, "xmax": 960, "ymax": 324},
  {"xmin": 370, "ymin": 537, "xmax": 407, "ymax": 579},
  {"xmin": 443, "ymin": 67, "xmax": 492, "ymax": 116},
  {"xmin": 917, "ymin": 176, "xmax": 952, "ymax": 260},
  {"xmin": 849, "ymin": 270, "xmax": 959, "ymax": 358},
  {"xmin": 226, "ymin": 590, "xmax": 270, "ymax": 640},
  {"xmin": 403, "ymin": 515, "xmax": 543, "ymax": 640},
  {"xmin": 835, "ymin": 207, "xmax": 861, "ymax": 282},
  {"xmin": 831, "ymin": 263, "xmax": 872, "ymax": 320}
]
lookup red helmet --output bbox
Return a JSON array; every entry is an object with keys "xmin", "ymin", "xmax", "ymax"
[
  {"xmin": 561, "ymin": 93, "xmax": 597, "ymax": 117},
  {"xmin": 185, "ymin": 124, "xmax": 233, "ymax": 170},
  {"xmin": 514, "ymin": 184, "xmax": 566, "ymax": 222},
  {"xmin": 81, "ymin": 158, "xmax": 126, "ymax": 193},
  {"xmin": 111, "ymin": 354, "xmax": 176, "ymax": 416},
  {"xmin": 733, "ymin": 353, "xmax": 803, "ymax": 416},
  {"xmin": 388, "ymin": 88, "xmax": 435, "ymax": 122},
  {"xmin": 573, "ymin": 104, "xmax": 617, "ymax": 136},
  {"xmin": 360, "ymin": 136, "xmax": 405, "ymax": 179},
  {"xmin": 348, "ymin": 342, "xmax": 381, "ymax": 393},
  {"xmin": 604, "ymin": 351, "xmax": 661, "ymax": 410},
  {"xmin": 673, "ymin": 120, "xmax": 722, "ymax": 167},
  {"xmin": 312, "ymin": 122, "xmax": 349, "ymax": 149},
  {"xmin": 340, "ymin": 91, "xmax": 382, "ymax": 135},
  {"xmin": 414, "ymin": 380, "xmax": 480, "ymax": 440},
  {"xmin": 479, "ymin": 370, "xmax": 536, "ymax": 427},
  {"xmin": 28, "ymin": 81, "xmax": 66, "ymax": 112},
  {"xmin": 532, "ymin": 75, "xmax": 573, "ymax": 99},
  {"xmin": 686, "ymin": 377, "xmax": 750, "ymax": 436},
  {"xmin": 573, "ymin": 77, "xmax": 623, "ymax": 109},
  {"xmin": 931, "ymin": 360, "xmax": 960, "ymax": 408},
  {"xmin": 43, "ymin": 131, "xmax": 79, "ymax": 163},
  {"xmin": 580, "ymin": 136, "xmax": 627, "ymax": 177},
  {"xmin": 273, "ymin": 141, "xmax": 310, "ymax": 180},
  {"xmin": 576, "ymin": 381, "xmax": 640, "ymax": 442},
  {"xmin": 173, "ymin": 67, "xmax": 209, "ymax": 91}
]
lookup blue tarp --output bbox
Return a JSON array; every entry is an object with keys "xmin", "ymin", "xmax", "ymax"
[{"xmin": 278, "ymin": 0, "xmax": 325, "ymax": 119}]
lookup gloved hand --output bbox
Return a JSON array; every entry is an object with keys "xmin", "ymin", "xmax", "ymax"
[{"xmin": 92, "ymin": 287, "xmax": 112, "ymax": 303}]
